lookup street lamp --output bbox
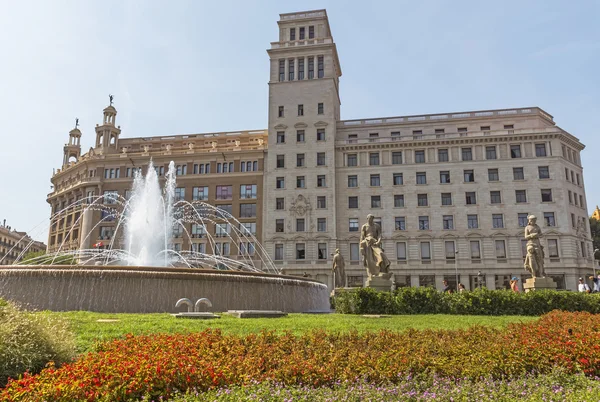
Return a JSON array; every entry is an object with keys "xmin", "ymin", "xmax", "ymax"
[
  {"xmin": 594, "ymin": 249, "xmax": 599, "ymax": 276},
  {"xmin": 477, "ymin": 270, "xmax": 483, "ymax": 289},
  {"xmin": 454, "ymin": 251, "xmax": 459, "ymax": 292}
]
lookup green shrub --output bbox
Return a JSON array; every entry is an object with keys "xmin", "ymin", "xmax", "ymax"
[
  {"xmin": 334, "ymin": 287, "xmax": 600, "ymax": 315},
  {"xmin": 0, "ymin": 299, "xmax": 76, "ymax": 386}
]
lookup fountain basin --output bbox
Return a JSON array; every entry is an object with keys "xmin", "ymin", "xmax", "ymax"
[{"xmin": 0, "ymin": 266, "xmax": 330, "ymax": 313}]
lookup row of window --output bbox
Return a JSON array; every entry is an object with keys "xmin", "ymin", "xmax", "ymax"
[
  {"xmin": 168, "ymin": 242, "xmax": 256, "ymax": 256},
  {"xmin": 99, "ymin": 222, "xmax": 258, "ymax": 240},
  {"xmin": 345, "ymin": 144, "xmax": 549, "ymax": 167},
  {"xmin": 288, "ymin": 26, "xmax": 315, "ymax": 41},
  {"xmin": 279, "ymin": 56, "xmax": 324, "ymax": 81},
  {"xmin": 345, "ymin": 212, "xmax": 558, "ymax": 233},
  {"xmin": 276, "ymin": 129, "xmax": 326, "ymax": 144},
  {"xmin": 346, "ymin": 166, "xmax": 551, "ymax": 187},
  {"xmin": 275, "ymin": 175, "xmax": 329, "ymax": 189},
  {"xmin": 273, "ymin": 211, "xmax": 558, "ymax": 235},
  {"xmin": 276, "ymin": 152, "xmax": 327, "ymax": 168},
  {"xmin": 102, "ymin": 185, "xmax": 258, "ymax": 204},
  {"xmin": 347, "ymin": 189, "xmax": 554, "ymax": 210},
  {"xmin": 277, "ymin": 103, "xmax": 324, "ymax": 118},
  {"xmin": 273, "ymin": 238, "xmax": 573, "ymax": 261},
  {"xmin": 568, "ymin": 190, "xmax": 586, "ymax": 209},
  {"xmin": 346, "ymin": 125, "xmax": 517, "ymax": 142},
  {"xmin": 103, "ymin": 161, "xmax": 259, "ymax": 180}
]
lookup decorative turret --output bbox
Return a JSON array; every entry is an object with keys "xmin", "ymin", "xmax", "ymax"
[
  {"xmin": 95, "ymin": 94, "xmax": 121, "ymax": 152},
  {"xmin": 62, "ymin": 118, "xmax": 82, "ymax": 168}
]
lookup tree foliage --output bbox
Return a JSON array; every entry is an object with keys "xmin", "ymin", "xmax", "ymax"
[
  {"xmin": 590, "ymin": 217, "xmax": 600, "ymax": 257},
  {"xmin": 19, "ymin": 251, "xmax": 76, "ymax": 265}
]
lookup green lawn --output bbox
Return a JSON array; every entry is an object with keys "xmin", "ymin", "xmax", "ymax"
[{"xmin": 40, "ymin": 311, "xmax": 538, "ymax": 353}]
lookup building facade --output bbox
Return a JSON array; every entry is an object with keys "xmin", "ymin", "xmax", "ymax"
[
  {"xmin": 0, "ymin": 221, "xmax": 46, "ymax": 265},
  {"xmin": 47, "ymin": 9, "xmax": 594, "ymax": 291},
  {"xmin": 48, "ymin": 106, "xmax": 267, "ymax": 265}
]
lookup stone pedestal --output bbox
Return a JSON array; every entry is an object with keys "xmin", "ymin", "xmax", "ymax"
[
  {"xmin": 523, "ymin": 277, "xmax": 557, "ymax": 292},
  {"xmin": 365, "ymin": 276, "xmax": 393, "ymax": 292}
]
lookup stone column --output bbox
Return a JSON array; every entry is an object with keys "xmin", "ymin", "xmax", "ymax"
[
  {"xmin": 485, "ymin": 274, "xmax": 496, "ymax": 290},
  {"xmin": 79, "ymin": 206, "xmax": 93, "ymax": 253},
  {"xmin": 435, "ymin": 275, "xmax": 445, "ymax": 291},
  {"xmin": 459, "ymin": 274, "xmax": 470, "ymax": 290},
  {"xmin": 410, "ymin": 275, "xmax": 420, "ymax": 288}
]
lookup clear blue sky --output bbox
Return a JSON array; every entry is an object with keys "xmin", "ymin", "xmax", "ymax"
[{"xmin": 1, "ymin": 0, "xmax": 598, "ymax": 242}]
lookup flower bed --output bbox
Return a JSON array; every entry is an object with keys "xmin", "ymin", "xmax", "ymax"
[
  {"xmin": 334, "ymin": 287, "xmax": 600, "ymax": 316},
  {"xmin": 2, "ymin": 311, "xmax": 599, "ymax": 401},
  {"xmin": 170, "ymin": 372, "xmax": 600, "ymax": 401}
]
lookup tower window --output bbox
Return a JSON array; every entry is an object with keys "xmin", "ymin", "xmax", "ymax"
[
  {"xmin": 308, "ymin": 57, "xmax": 314, "ymax": 79},
  {"xmin": 309, "ymin": 25, "xmax": 315, "ymax": 38},
  {"xmin": 298, "ymin": 104, "xmax": 304, "ymax": 116},
  {"xmin": 317, "ymin": 56, "xmax": 324, "ymax": 78},
  {"xmin": 278, "ymin": 106, "xmax": 284, "ymax": 117},
  {"xmin": 288, "ymin": 59, "xmax": 295, "ymax": 81},
  {"xmin": 290, "ymin": 28, "xmax": 296, "ymax": 41},
  {"xmin": 298, "ymin": 58, "xmax": 304, "ymax": 80},
  {"xmin": 279, "ymin": 60, "xmax": 285, "ymax": 82},
  {"xmin": 299, "ymin": 27, "xmax": 305, "ymax": 39},
  {"xmin": 318, "ymin": 103, "xmax": 324, "ymax": 115}
]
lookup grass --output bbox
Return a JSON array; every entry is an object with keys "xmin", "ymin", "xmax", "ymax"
[{"xmin": 38, "ymin": 311, "xmax": 537, "ymax": 353}]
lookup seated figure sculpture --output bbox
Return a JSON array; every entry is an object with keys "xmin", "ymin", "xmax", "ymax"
[{"xmin": 360, "ymin": 214, "xmax": 391, "ymax": 279}]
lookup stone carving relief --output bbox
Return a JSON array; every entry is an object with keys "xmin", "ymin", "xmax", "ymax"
[{"xmin": 289, "ymin": 195, "xmax": 314, "ymax": 231}]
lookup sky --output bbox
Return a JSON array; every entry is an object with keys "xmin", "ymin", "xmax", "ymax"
[{"xmin": 0, "ymin": 0, "xmax": 598, "ymax": 242}]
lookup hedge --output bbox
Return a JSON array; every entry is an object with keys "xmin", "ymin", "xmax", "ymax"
[{"xmin": 334, "ymin": 287, "xmax": 600, "ymax": 315}]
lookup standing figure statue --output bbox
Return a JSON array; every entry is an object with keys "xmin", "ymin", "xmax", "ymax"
[
  {"xmin": 524, "ymin": 215, "xmax": 546, "ymax": 278},
  {"xmin": 331, "ymin": 249, "xmax": 346, "ymax": 288},
  {"xmin": 360, "ymin": 214, "xmax": 391, "ymax": 279}
]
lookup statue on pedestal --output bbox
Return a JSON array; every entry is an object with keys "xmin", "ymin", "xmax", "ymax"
[
  {"xmin": 360, "ymin": 214, "xmax": 391, "ymax": 279},
  {"xmin": 524, "ymin": 215, "xmax": 546, "ymax": 278},
  {"xmin": 331, "ymin": 249, "xmax": 346, "ymax": 288}
]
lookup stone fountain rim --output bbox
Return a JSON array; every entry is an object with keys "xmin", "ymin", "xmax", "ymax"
[{"xmin": 0, "ymin": 265, "xmax": 326, "ymax": 286}]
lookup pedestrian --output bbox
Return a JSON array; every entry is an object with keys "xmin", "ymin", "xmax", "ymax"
[
  {"xmin": 578, "ymin": 277, "xmax": 591, "ymax": 293},
  {"xmin": 510, "ymin": 277, "xmax": 520, "ymax": 293},
  {"xmin": 457, "ymin": 283, "xmax": 466, "ymax": 293},
  {"xmin": 588, "ymin": 274, "xmax": 600, "ymax": 293},
  {"xmin": 442, "ymin": 279, "xmax": 453, "ymax": 294}
]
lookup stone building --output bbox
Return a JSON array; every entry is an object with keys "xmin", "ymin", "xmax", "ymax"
[
  {"xmin": 262, "ymin": 10, "xmax": 593, "ymax": 291},
  {"xmin": 47, "ymin": 105, "xmax": 267, "ymax": 265},
  {"xmin": 47, "ymin": 9, "xmax": 593, "ymax": 291},
  {"xmin": 0, "ymin": 221, "xmax": 46, "ymax": 265}
]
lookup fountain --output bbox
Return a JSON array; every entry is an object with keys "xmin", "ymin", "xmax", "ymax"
[{"xmin": 0, "ymin": 162, "xmax": 329, "ymax": 313}]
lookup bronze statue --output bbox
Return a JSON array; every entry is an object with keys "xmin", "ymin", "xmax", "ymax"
[
  {"xmin": 331, "ymin": 248, "xmax": 346, "ymax": 288},
  {"xmin": 75, "ymin": 118, "xmax": 79, "ymax": 128},
  {"xmin": 109, "ymin": 94, "xmax": 114, "ymax": 106},
  {"xmin": 524, "ymin": 215, "xmax": 546, "ymax": 278},
  {"xmin": 360, "ymin": 214, "xmax": 391, "ymax": 279}
]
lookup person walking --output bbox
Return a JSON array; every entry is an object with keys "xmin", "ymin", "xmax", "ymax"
[
  {"xmin": 510, "ymin": 277, "xmax": 520, "ymax": 293},
  {"xmin": 441, "ymin": 279, "xmax": 453, "ymax": 294},
  {"xmin": 588, "ymin": 274, "xmax": 600, "ymax": 293},
  {"xmin": 457, "ymin": 283, "xmax": 466, "ymax": 293},
  {"xmin": 578, "ymin": 277, "xmax": 591, "ymax": 293}
]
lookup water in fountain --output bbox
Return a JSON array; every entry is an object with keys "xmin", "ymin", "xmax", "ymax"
[
  {"xmin": 5, "ymin": 161, "xmax": 279, "ymax": 274},
  {"xmin": 124, "ymin": 160, "xmax": 175, "ymax": 267}
]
